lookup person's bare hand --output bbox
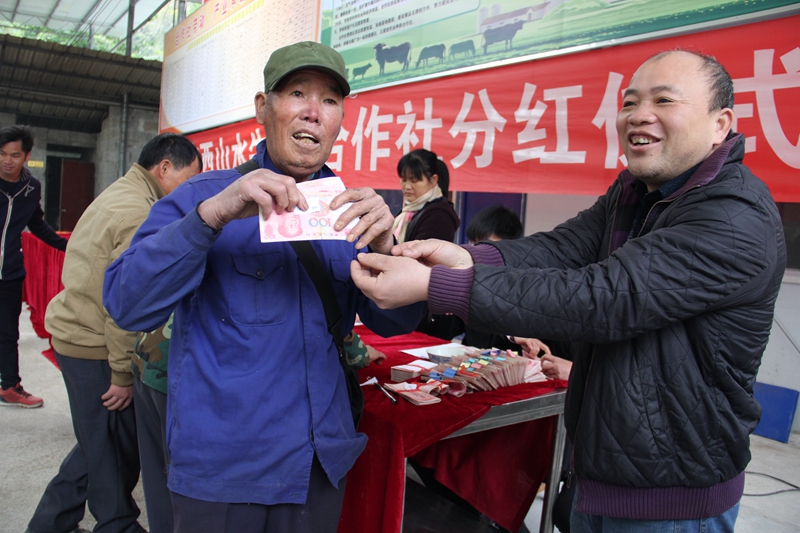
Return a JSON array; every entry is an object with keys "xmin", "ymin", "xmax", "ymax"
[
  {"xmin": 101, "ymin": 384, "xmax": 133, "ymax": 411},
  {"xmin": 513, "ymin": 337, "xmax": 552, "ymax": 358},
  {"xmin": 540, "ymin": 353, "xmax": 572, "ymax": 381},
  {"xmin": 197, "ymin": 168, "xmax": 308, "ymax": 230},
  {"xmin": 351, "ymin": 253, "xmax": 430, "ymax": 309},
  {"xmin": 392, "ymin": 239, "xmax": 474, "ymax": 269},
  {"xmin": 330, "ymin": 187, "xmax": 394, "ymax": 253},
  {"xmin": 366, "ymin": 345, "xmax": 386, "ymax": 365}
]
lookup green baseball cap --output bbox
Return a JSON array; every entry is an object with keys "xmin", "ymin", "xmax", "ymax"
[{"xmin": 263, "ymin": 41, "xmax": 350, "ymax": 97}]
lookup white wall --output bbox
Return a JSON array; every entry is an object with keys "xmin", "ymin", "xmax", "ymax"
[{"xmin": 523, "ymin": 192, "xmax": 800, "ymax": 433}]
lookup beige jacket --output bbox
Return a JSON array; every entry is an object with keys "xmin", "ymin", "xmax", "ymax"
[{"xmin": 46, "ymin": 164, "xmax": 165, "ymax": 386}]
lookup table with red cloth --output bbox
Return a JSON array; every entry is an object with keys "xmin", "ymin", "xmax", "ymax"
[{"xmin": 340, "ymin": 325, "xmax": 568, "ymax": 533}]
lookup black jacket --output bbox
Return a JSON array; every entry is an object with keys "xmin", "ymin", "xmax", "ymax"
[
  {"xmin": 405, "ymin": 196, "xmax": 460, "ymax": 242},
  {"xmin": 0, "ymin": 168, "xmax": 67, "ymax": 280},
  {"xmin": 468, "ymin": 134, "xmax": 786, "ymax": 489}
]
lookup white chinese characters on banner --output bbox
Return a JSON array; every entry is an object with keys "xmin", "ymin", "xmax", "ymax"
[
  {"xmin": 191, "ymin": 49, "xmax": 797, "ymax": 174},
  {"xmin": 183, "ymin": 20, "xmax": 800, "ymax": 201},
  {"xmin": 733, "ymin": 47, "xmax": 800, "ymax": 169}
]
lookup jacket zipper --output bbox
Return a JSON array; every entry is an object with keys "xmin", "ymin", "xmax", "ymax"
[
  {"xmin": 636, "ymin": 185, "xmax": 701, "ymax": 238},
  {"xmin": 571, "ymin": 184, "xmax": 703, "ymax": 491},
  {"xmin": 1, "ymin": 186, "xmax": 28, "ymax": 280}
]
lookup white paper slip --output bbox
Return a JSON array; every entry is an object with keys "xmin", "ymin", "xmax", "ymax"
[
  {"xmin": 399, "ymin": 342, "xmax": 464, "ymax": 360},
  {"xmin": 258, "ymin": 177, "xmax": 357, "ymax": 242}
]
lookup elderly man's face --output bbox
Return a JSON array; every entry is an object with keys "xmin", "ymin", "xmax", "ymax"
[
  {"xmin": 255, "ymin": 69, "xmax": 344, "ymax": 181},
  {"xmin": 616, "ymin": 52, "xmax": 732, "ymax": 191}
]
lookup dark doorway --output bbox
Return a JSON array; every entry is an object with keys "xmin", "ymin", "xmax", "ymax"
[
  {"xmin": 45, "ymin": 145, "xmax": 94, "ymax": 230},
  {"xmin": 59, "ymin": 160, "xmax": 95, "ymax": 231}
]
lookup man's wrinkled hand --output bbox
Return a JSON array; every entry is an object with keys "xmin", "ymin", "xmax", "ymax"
[
  {"xmin": 197, "ymin": 168, "xmax": 309, "ymax": 230},
  {"xmin": 101, "ymin": 383, "xmax": 133, "ymax": 411},
  {"xmin": 351, "ymin": 253, "xmax": 430, "ymax": 309},
  {"xmin": 392, "ymin": 239, "xmax": 474, "ymax": 269},
  {"xmin": 330, "ymin": 187, "xmax": 394, "ymax": 253}
]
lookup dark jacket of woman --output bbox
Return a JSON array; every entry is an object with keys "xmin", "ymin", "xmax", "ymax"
[
  {"xmin": 404, "ymin": 196, "xmax": 459, "ymax": 242},
  {"xmin": 406, "ymin": 197, "xmax": 461, "ymax": 339}
]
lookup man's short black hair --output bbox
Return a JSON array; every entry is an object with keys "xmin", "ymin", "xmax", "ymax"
[
  {"xmin": 649, "ymin": 49, "xmax": 734, "ymax": 112},
  {"xmin": 137, "ymin": 133, "xmax": 202, "ymax": 171},
  {"xmin": 0, "ymin": 126, "xmax": 34, "ymax": 154},
  {"xmin": 466, "ymin": 205, "xmax": 523, "ymax": 243}
]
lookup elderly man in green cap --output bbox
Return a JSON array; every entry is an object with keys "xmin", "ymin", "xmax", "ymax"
[{"xmin": 103, "ymin": 41, "xmax": 424, "ymax": 533}]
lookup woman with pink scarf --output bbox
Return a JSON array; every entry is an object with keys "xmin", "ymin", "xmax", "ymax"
[{"xmin": 392, "ymin": 149, "xmax": 461, "ymax": 339}]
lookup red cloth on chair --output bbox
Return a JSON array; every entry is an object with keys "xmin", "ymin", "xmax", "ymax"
[{"xmin": 338, "ymin": 326, "xmax": 566, "ymax": 533}]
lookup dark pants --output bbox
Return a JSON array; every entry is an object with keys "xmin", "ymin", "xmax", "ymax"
[
  {"xmin": 133, "ymin": 378, "xmax": 173, "ymax": 533},
  {"xmin": 172, "ymin": 455, "xmax": 346, "ymax": 533},
  {"xmin": 0, "ymin": 277, "xmax": 24, "ymax": 389},
  {"xmin": 28, "ymin": 352, "xmax": 145, "ymax": 533}
]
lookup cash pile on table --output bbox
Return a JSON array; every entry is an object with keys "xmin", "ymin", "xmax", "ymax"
[
  {"xmin": 422, "ymin": 351, "xmax": 530, "ymax": 391},
  {"xmin": 390, "ymin": 360, "xmax": 438, "ymax": 382}
]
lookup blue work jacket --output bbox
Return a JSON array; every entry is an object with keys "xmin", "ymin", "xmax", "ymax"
[{"xmin": 104, "ymin": 142, "xmax": 424, "ymax": 505}]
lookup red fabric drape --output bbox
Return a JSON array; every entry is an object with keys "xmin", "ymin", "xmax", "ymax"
[
  {"xmin": 339, "ymin": 326, "xmax": 567, "ymax": 533},
  {"xmin": 21, "ymin": 231, "xmax": 69, "ymax": 367}
]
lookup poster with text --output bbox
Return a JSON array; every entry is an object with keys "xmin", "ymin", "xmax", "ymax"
[
  {"xmin": 320, "ymin": 0, "xmax": 799, "ymax": 92},
  {"xmin": 160, "ymin": 0, "xmax": 321, "ymax": 134}
]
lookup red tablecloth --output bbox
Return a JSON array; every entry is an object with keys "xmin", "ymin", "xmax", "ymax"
[
  {"xmin": 339, "ymin": 326, "xmax": 567, "ymax": 533},
  {"xmin": 21, "ymin": 231, "xmax": 69, "ymax": 365}
]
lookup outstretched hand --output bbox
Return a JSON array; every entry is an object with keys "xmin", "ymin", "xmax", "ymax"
[
  {"xmin": 513, "ymin": 337, "xmax": 552, "ymax": 358},
  {"xmin": 197, "ymin": 168, "xmax": 309, "ymax": 230},
  {"xmin": 351, "ymin": 253, "xmax": 431, "ymax": 309},
  {"xmin": 330, "ymin": 187, "xmax": 394, "ymax": 253},
  {"xmin": 392, "ymin": 239, "xmax": 474, "ymax": 269}
]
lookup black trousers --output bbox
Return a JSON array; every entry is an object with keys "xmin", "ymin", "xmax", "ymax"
[
  {"xmin": 27, "ymin": 352, "xmax": 146, "ymax": 533},
  {"xmin": 172, "ymin": 455, "xmax": 347, "ymax": 533},
  {"xmin": 133, "ymin": 378, "xmax": 173, "ymax": 533},
  {"xmin": 0, "ymin": 277, "xmax": 24, "ymax": 389}
]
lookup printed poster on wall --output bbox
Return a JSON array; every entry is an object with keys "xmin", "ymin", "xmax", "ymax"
[
  {"xmin": 320, "ymin": 0, "xmax": 799, "ymax": 92},
  {"xmin": 186, "ymin": 13, "xmax": 800, "ymax": 202},
  {"xmin": 160, "ymin": 0, "xmax": 321, "ymax": 134}
]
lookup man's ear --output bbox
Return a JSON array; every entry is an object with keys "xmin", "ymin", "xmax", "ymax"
[
  {"xmin": 712, "ymin": 107, "xmax": 734, "ymax": 146},
  {"xmin": 150, "ymin": 159, "xmax": 173, "ymax": 181},
  {"xmin": 254, "ymin": 92, "xmax": 268, "ymax": 126}
]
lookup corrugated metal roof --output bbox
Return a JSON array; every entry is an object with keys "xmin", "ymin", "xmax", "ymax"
[
  {"xmin": 0, "ymin": 33, "xmax": 161, "ymax": 133},
  {"xmin": 0, "ymin": 0, "xmax": 170, "ymax": 39}
]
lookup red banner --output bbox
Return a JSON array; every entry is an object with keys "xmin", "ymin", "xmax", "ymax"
[{"xmin": 185, "ymin": 14, "xmax": 800, "ymax": 202}]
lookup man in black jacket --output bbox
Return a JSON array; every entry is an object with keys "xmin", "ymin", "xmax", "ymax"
[
  {"xmin": 351, "ymin": 50, "xmax": 787, "ymax": 532},
  {"xmin": 0, "ymin": 126, "xmax": 67, "ymax": 408}
]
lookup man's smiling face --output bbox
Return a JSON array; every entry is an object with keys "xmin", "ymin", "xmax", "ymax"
[
  {"xmin": 256, "ymin": 69, "xmax": 344, "ymax": 181},
  {"xmin": 616, "ymin": 51, "xmax": 732, "ymax": 191}
]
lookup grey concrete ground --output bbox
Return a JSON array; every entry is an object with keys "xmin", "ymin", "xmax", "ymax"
[
  {"xmin": 0, "ymin": 307, "xmax": 148, "ymax": 533},
  {"xmin": 2, "ymin": 306, "xmax": 799, "ymax": 533}
]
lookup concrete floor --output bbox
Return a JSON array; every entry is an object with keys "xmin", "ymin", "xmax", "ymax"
[{"xmin": 2, "ymin": 306, "xmax": 799, "ymax": 533}]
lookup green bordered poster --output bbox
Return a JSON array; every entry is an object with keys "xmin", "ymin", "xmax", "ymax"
[{"xmin": 320, "ymin": 0, "xmax": 799, "ymax": 91}]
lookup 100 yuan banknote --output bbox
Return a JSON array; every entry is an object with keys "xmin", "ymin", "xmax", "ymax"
[{"xmin": 258, "ymin": 177, "xmax": 357, "ymax": 242}]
